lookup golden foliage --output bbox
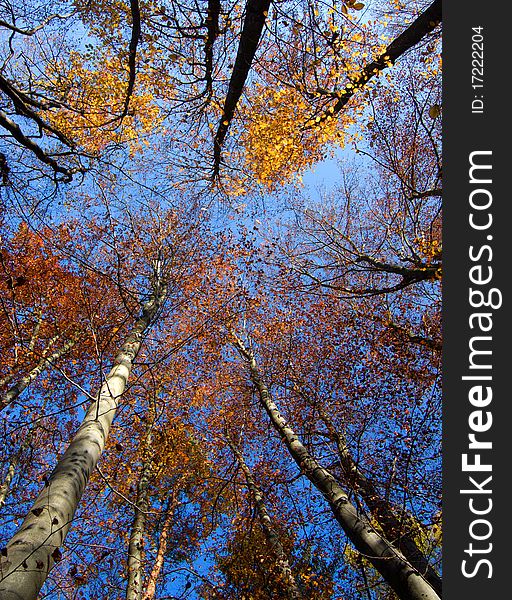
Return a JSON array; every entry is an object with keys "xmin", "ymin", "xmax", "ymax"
[
  {"xmin": 238, "ymin": 85, "xmax": 351, "ymax": 189},
  {"xmin": 41, "ymin": 49, "xmax": 167, "ymax": 155}
]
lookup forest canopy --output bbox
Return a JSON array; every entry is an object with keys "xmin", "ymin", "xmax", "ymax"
[{"xmin": 0, "ymin": 1, "xmax": 441, "ymax": 599}]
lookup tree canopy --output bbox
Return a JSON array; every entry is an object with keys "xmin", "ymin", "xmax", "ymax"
[{"xmin": 0, "ymin": 1, "xmax": 442, "ymax": 599}]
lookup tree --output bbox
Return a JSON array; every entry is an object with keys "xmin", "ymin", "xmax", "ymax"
[
  {"xmin": 229, "ymin": 331, "xmax": 440, "ymax": 600},
  {"xmin": 0, "ymin": 0, "xmax": 442, "ymax": 597},
  {"xmin": 0, "ymin": 262, "xmax": 167, "ymax": 599},
  {"xmin": 225, "ymin": 433, "xmax": 302, "ymax": 600}
]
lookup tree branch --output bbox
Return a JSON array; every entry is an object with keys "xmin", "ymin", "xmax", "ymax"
[
  {"xmin": 0, "ymin": 109, "xmax": 81, "ymax": 181},
  {"xmin": 213, "ymin": 0, "xmax": 271, "ymax": 177},
  {"xmin": 307, "ymin": 0, "xmax": 442, "ymax": 129}
]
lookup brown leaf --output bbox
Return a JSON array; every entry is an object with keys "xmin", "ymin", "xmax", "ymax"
[{"xmin": 52, "ymin": 548, "xmax": 63, "ymax": 562}]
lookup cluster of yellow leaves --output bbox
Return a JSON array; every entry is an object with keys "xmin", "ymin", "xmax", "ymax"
[
  {"xmin": 74, "ymin": 0, "xmax": 130, "ymax": 37},
  {"xmin": 151, "ymin": 421, "xmax": 210, "ymax": 483},
  {"xmin": 239, "ymin": 85, "xmax": 351, "ymax": 189},
  {"xmin": 414, "ymin": 235, "xmax": 442, "ymax": 264},
  {"xmin": 41, "ymin": 50, "xmax": 167, "ymax": 155},
  {"xmin": 419, "ymin": 39, "xmax": 442, "ymax": 81}
]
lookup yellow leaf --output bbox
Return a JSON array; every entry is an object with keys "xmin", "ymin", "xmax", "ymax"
[{"xmin": 428, "ymin": 104, "xmax": 441, "ymax": 118}]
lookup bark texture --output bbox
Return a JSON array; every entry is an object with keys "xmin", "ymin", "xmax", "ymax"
[
  {"xmin": 228, "ymin": 437, "xmax": 301, "ymax": 600},
  {"xmin": 0, "ymin": 283, "xmax": 166, "ymax": 600},
  {"xmin": 126, "ymin": 428, "xmax": 154, "ymax": 600},
  {"xmin": 232, "ymin": 334, "xmax": 441, "ymax": 600}
]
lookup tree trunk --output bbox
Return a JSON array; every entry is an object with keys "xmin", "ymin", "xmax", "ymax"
[
  {"xmin": 231, "ymin": 334, "xmax": 440, "ymax": 600},
  {"xmin": 141, "ymin": 492, "xmax": 178, "ymax": 600},
  {"xmin": 126, "ymin": 426, "xmax": 154, "ymax": 600},
  {"xmin": 213, "ymin": 0, "xmax": 272, "ymax": 176},
  {"xmin": 227, "ymin": 436, "xmax": 302, "ymax": 600},
  {"xmin": 0, "ymin": 282, "xmax": 166, "ymax": 600},
  {"xmin": 0, "ymin": 461, "xmax": 16, "ymax": 511},
  {"xmin": 296, "ymin": 385, "xmax": 441, "ymax": 596},
  {"xmin": 0, "ymin": 334, "xmax": 77, "ymax": 412},
  {"xmin": 0, "ymin": 398, "xmax": 50, "ymax": 510}
]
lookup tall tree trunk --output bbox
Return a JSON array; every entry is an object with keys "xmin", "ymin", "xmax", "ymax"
[
  {"xmin": 0, "ymin": 335, "xmax": 77, "ymax": 412},
  {"xmin": 141, "ymin": 492, "xmax": 178, "ymax": 600},
  {"xmin": 0, "ymin": 309, "xmax": 44, "ymax": 390},
  {"xmin": 295, "ymin": 384, "xmax": 442, "ymax": 596},
  {"xmin": 0, "ymin": 462, "xmax": 16, "ymax": 511},
  {"xmin": 231, "ymin": 334, "xmax": 440, "ymax": 600},
  {"xmin": 0, "ymin": 398, "xmax": 50, "ymax": 510},
  {"xmin": 227, "ymin": 436, "xmax": 302, "ymax": 600},
  {"xmin": 126, "ymin": 425, "xmax": 154, "ymax": 600},
  {"xmin": 0, "ymin": 281, "xmax": 166, "ymax": 600}
]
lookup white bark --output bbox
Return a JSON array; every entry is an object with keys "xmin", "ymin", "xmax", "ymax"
[
  {"xmin": 1, "ymin": 335, "xmax": 77, "ymax": 412},
  {"xmin": 0, "ymin": 284, "xmax": 166, "ymax": 600},
  {"xmin": 0, "ymin": 461, "xmax": 16, "ymax": 510},
  {"xmin": 232, "ymin": 335, "xmax": 441, "ymax": 600},
  {"xmin": 296, "ymin": 384, "xmax": 441, "ymax": 595},
  {"xmin": 228, "ymin": 438, "xmax": 302, "ymax": 600}
]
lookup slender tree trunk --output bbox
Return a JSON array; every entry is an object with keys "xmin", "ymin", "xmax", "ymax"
[
  {"xmin": 0, "ymin": 462, "xmax": 16, "ymax": 510},
  {"xmin": 126, "ymin": 426, "xmax": 154, "ymax": 600},
  {"xmin": 141, "ymin": 492, "xmax": 178, "ymax": 600},
  {"xmin": 0, "ymin": 398, "xmax": 50, "ymax": 510},
  {"xmin": 231, "ymin": 334, "xmax": 440, "ymax": 600},
  {"xmin": 0, "ymin": 282, "xmax": 166, "ymax": 600},
  {"xmin": 0, "ymin": 306, "xmax": 43, "ymax": 391},
  {"xmin": 296, "ymin": 384, "xmax": 442, "ymax": 596},
  {"xmin": 227, "ymin": 436, "xmax": 302, "ymax": 600},
  {"xmin": 204, "ymin": 0, "xmax": 221, "ymax": 99},
  {"xmin": 0, "ymin": 335, "xmax": 77, "ymax": 412}
]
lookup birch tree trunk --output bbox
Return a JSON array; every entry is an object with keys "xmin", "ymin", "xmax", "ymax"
[
  {"xmin": 0, "ymin": 335, "xmax": 77, "ymax": 412},
  {"xmin": 0, "ymin": 461, "xmax": 16, "ymax": 511},
  {"xmin": 227, "ymin": 436, "xmax": 302, "ymax": 600},
  {"xmin": 0, "ymin": 282, "xmax": 166, "ymax": 600},
  {"xmin": 231, "ymin": 334, "xmax": 441, "ymax": 600},
  {"xmin": 0, "ymin": 309, "xmax": 43, "ymax": 391},
  {"xmin": 141, "ymin": 492, "xmax": 178, "ymax": 600},
  {"xmin": 295, "ymin": 384, "xmax": 442, "ymax": 596},
  {"xmin": 126, "ymin": 426, "xmax": 154, "ymax": 600},
  {"xmin": 0, "ymin": 398, "xmax": 50, "ymax": 509}
]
